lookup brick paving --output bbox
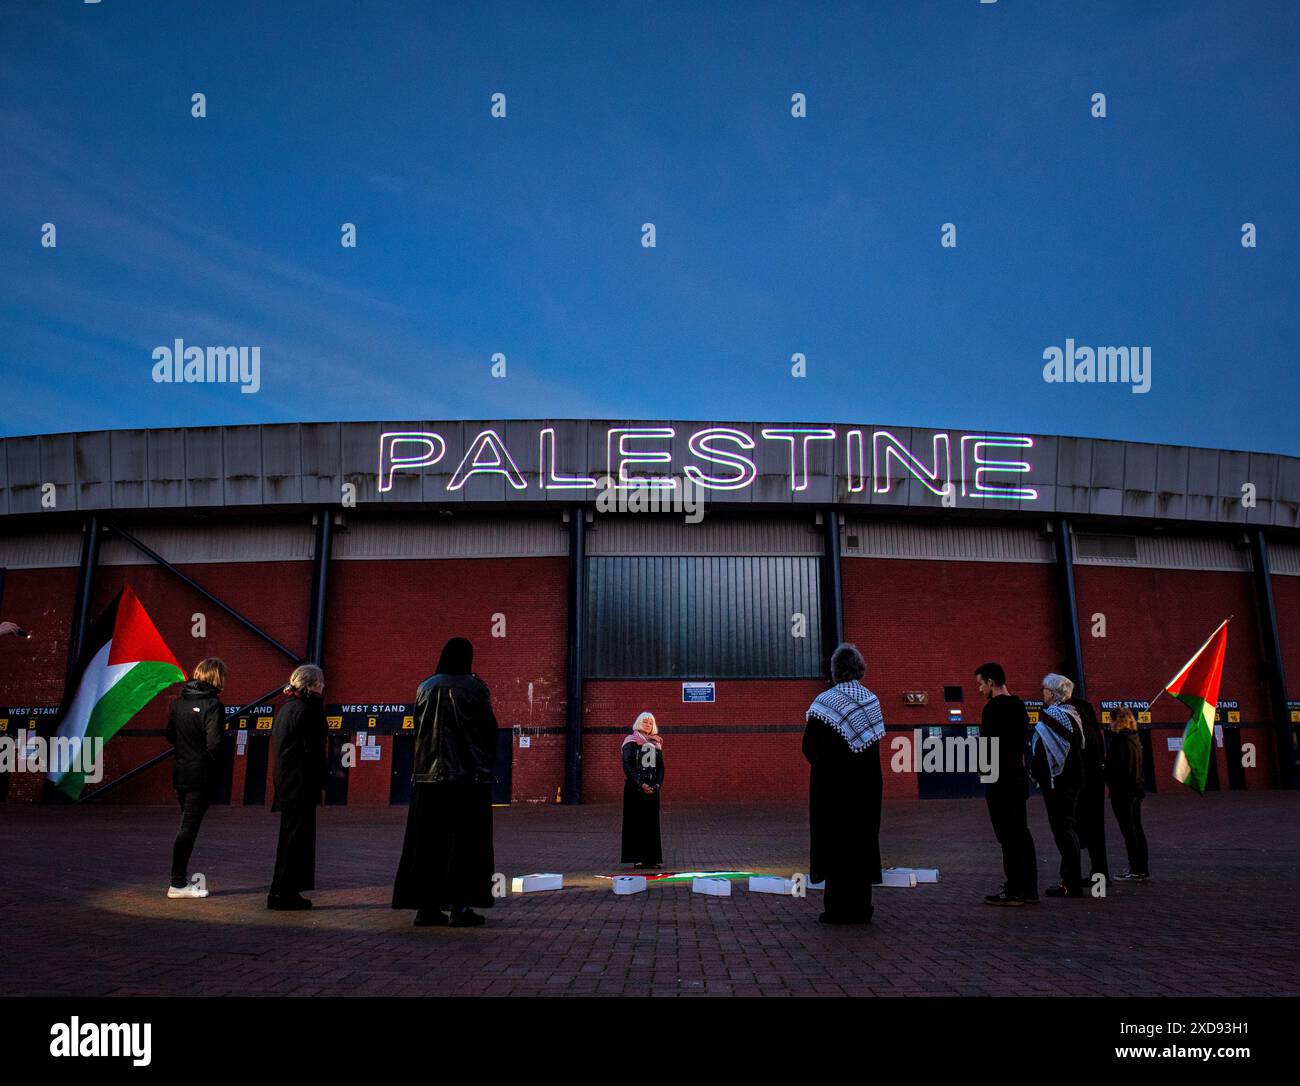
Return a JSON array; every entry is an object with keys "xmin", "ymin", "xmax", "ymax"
[{"xmin": 2, "ymin": 793, "xmax": 1297, "ymax": 997}]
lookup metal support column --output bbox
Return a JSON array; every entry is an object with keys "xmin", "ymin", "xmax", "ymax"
[
  {"xmin": 1249, "ymin": 529, "xmax": 1296, "ymax": 788},
  {"xmin": 65, "ymin": 515, "xmax": 101, "ymax": 683},
  {"xmin": 563, "ymin": 508, "xmax": 585, "ymax": 805},
  {"xmin": 822, "ymin": 509, "xmax": 845, "ymax": 661},
  {"xmin": 305, "ymin": 509, "xmax": 334, "ymax": 667},
  {"xmin": 1052, "ymin": 516, "xmax": 1087, "ymax": 699}
]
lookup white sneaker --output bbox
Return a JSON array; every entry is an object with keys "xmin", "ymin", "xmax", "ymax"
[{"xmin": 166, "ymin": 883, "xmax": 209, "ymax": 899}]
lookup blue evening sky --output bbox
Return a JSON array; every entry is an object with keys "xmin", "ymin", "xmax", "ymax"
[{"xmin": 1, "ymin": 1, "xmax": 1297, "ymax": 453}]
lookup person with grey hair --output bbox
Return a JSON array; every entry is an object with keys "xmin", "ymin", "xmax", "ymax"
[
  {"xmin": 802, "ymin": 642, "xmax": 885, "ymax": 924},
  {"xmin": 1033, "ymin": 673, "xmax": 1084, "ymax": 898},
  {"xmin": 267, "ymin": 663, "xmax": 328, "ymax": 910}
]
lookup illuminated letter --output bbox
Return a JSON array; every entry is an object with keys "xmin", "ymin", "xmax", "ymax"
[
  {"xmin": 684, "ymin": 428, "xmax": 756, "ymax": 491},
  {"xmin": 844, "ymin": 429, "xmax": 866, "ymax": 493},
  {"xmin": 759, "ymin": 428, "xmax": 836, "ymax": 492},
  {"xmin": 960, "ymin": 435, "xmax": 1038, "ymax": 501},
  {"xmin": 378, "ymin": 431, "xmax": 445, "ymax": 493},
  {"xmin": 608, "ymin": 427, "xmax": 676, "ymax": 490},
  {"xmin": 539, "ymin": 427, "xmax": 597, "ymax": 490},
  {"xmin": 873, "ymin": 431, "xmax": 952, "ymax": 498},
  {"xmin": 448, "ymin": 429, "xmax": 528, "ymax": 491}
]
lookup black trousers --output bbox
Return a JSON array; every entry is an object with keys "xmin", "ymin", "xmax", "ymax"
[
  {"xmin": 1077, "ymin": 772, "xmax": 1110, "ymax": 880},
  {"xmin": 1109, "ymin": 792, "xmax": 1149, "ymax": 875},
  {"xmin": 1041, "ymin": 778, "xmax": 1083, "ymax": 893},
  {"xmin": 985, "ymin": 782, "xmax": 1038, "ymax": 898},
  {"xmin": 171, "ymin": 788, "xmax": 211, "ymax": 887},
  {"xmin": 818, "ymin": 746, "xmax": 883, "ymax": 921},
  {"xmin": 270, "ymin": 803, "xmax": 318, "ymax": 897}
]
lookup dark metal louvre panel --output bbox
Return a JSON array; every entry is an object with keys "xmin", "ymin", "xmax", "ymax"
[{"xmin": 585, "ymin": 555, "xmax": 822, "ymax": 678}]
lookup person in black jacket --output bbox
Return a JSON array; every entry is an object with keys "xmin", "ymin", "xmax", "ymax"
[
  {"xmin": 1068, "ymin": 686, "xmax": 1110, "ymax": 886},
  {"xmin": 1106, "ymin": 707, "xmax": 1150, "ymax": 880},
  {"xmin": 975, "ymin": 663, "xmax": 1038, "ymax": 906},
  {"xmin": 164, "ymin": 658, "xmax": 228, "ymax": 899},
  {"xmin": 620, "ymin": 712, "xmax": 665, "ymax": 868},
  {"xmin": 268, "ymin": 664, "xmax": 328, "ymax": 911},
  {"xmin": 392, "ymin": 637, "xmax": 499, "ymax": 928}
]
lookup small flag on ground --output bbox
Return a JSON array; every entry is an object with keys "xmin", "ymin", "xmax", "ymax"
[
  {"xmin": 48, "ymin": 585, "xmax": 185, "ymax": 799},
  {"xmin": 1166, "ymin": 618, "xmax": 1230, "ymax": 794}
]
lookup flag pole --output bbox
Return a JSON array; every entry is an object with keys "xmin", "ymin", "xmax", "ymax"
[{"xmin": 1144, "ymin": 616, "xmax": 1232, "ymax": 708}]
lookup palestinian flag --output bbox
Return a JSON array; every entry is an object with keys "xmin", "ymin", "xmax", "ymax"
[
  {"xmin": 48, "ymin": 586, "xmax": 185, "ymax": 799},
  {"xmin": 1166, "ymin": 618, "xmax": 1230, "ymax": 794}
]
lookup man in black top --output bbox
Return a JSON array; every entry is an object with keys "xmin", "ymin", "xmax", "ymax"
[{"xmin": 976, "ymin": 662, "xmax": 1039, "ymax": 906}]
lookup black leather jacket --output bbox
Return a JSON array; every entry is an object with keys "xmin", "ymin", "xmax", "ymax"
[{"xmin": 411, "ymin": 672, "xmax": 498, "ymax": 784}]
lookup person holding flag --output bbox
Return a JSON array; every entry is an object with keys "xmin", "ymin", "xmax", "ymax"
[
  {"xmin": 1162, "ymin": 619, "xmax": 1231, "ymax": 794},
  {"xmin": 165, "ymin": 658, "xmax": 229, "ymax": 899}
]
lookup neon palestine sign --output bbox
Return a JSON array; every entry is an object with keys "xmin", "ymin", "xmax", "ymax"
[{"xmin": 377, "ymin": 425, "xmax": 1039, "ymax": 502}]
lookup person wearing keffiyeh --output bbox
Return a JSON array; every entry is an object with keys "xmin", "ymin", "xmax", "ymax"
[
  {"xmin": 1033, "ymin": 673, "xmax": 1085, "ymax": 898},
  {"xmin": 802, "ymin": 643, "xmax": 885, "ymax": 925}
]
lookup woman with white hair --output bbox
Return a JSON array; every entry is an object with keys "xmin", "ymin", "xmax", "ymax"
[
  {"xmin": 268, "ymin": 663, "xmax": 328, "ymax": 910},
  {"xmin": 1033, "ymin": 673, "xmax": 1084, "ymax": 898},
  {"xmin": 621, "ymin": 712, "xmax": 664, "ymax": 868},
  {"xmin": 803, "ymin": 643, "xmax": 885, "ymax": 924}
]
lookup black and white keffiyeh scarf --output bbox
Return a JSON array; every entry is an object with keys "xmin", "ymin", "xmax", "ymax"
[{"xmin": 806, "ymin": 681, "xmax": 885, "ymax": 753}]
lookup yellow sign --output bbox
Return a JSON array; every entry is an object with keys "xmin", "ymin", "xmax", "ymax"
[
  {"xmin": 1291, "ymin": 710, "xmax": 1300, "ymax": 723},
  {"xmin": 256, "ymin": 716, "xmax": 273, "ymax": 731},
  {"xmin": 1227, "ymin": 711, "xmax": 1240, "ymax": 723},
  {"xmin": 1027, "ymin": 711, "xmax": 1039, "ymax": 724},
  {"xmin": 327, "ymin": 716, "xmax": 343, "ymax": 730},
  {"xmin": 1138, "ymin": 712, "xmax": 1151, "ymax": 724},
  {"xmin": 367, "ymin": 716, "xmax": 377, "ymax": 729},
  {"xmin": 238, "ymin": 718, "xmax": 248, "ymax": 729},
  {"xmin": 1101, "ymin": 711, "xmax": 1112, "ymax": 724},
  {"xmin": 402, "ymin": 716, "xmax": 414, "ymax": 730},
  {"xmin": 0, "ymin": 718, "xmax": 7, "ymax": 732}
]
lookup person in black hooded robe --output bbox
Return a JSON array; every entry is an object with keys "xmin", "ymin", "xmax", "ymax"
[{"xmin": 392, "ymin": 637, "xmax": 499, "ymax": 928}]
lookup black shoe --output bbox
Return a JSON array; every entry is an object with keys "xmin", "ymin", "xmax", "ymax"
[
  {"xmin": 449, "ymin": 908, "xmax": 486, "ymax": 928},
  {"xmin": 984, "ymin": 890, "xmax": 1025, "ymax": 907},
  {"xmin": 267, "ymin": 894, "xmax": 312, "ymax": 911},
  {"xmin": 1045, "ymin": 884, "xmax": 1083, "ymax": 898},
  {"xmin": 818, "ymin": 911, "xmax": 872, "ymax": 925},
  {"xmin": 414, "ymin": 909, "xmax": 449, "ymax": 927}
]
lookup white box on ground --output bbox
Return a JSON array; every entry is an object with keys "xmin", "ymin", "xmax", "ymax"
[
  {"xmin": 691, "ymin": 877, "xmax": 731, "ymax": 897},
  {"xmin": 748, "ymin": 876, "xmax": 795, "ymax": 895},
  {"xmin": 511, "ymin": 873, "xmax": 563, "ymax": 894},
  {"xmin": 612, "ymin": 875, "xmax": 646, "ymax": 895},
  {"xmin": 884, "ymin": 866, "xmax": 939, "ymax": 884},
  {"xmin": 875, "ymin": 870, "xmax": 917, "ymax": 888},
  {"xmin": 807, "ymin": 880, "xmax": 824, "ymax": 891}
]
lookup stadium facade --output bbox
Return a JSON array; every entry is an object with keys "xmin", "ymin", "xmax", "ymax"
[{"xmin": 0, "ymin": 419, "xmax": 1297, "ymax": 807}]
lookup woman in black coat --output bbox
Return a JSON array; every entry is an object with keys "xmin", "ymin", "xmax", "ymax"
[
  {"xmin": 620, "ymin": 712, "xmax": 664, "ymax": 868},
  {"xmin": 803, "ymin": 643, "xmax": 885, "ymax": 925},
  {"xmin": 164, "ymin": 657, "xmax": 228, "ymax": 899},
  {"xmin": 1106, "ymin": 707, "xmax": 1150, "ymax": 880},
  {"xmin": 392, "ymin": 637, "xmax": 499, "ymax": 928},
  {"xmin": 268, "ymin": 664, "xmax": 328, "ymax": 910}
]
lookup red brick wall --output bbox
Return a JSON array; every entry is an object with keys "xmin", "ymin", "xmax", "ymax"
[
  {"xmin": 842, "ymin": 556, "xmax": 1066, "ymax": 799},
  {"xmin": 1074, "ymin": 565, "xmax": 1277, "ymax": 789},
  {"xmin": 1272, "ymin": 574, "xmax": 1300, "ymax": 699},
  {"xmin": 324, "ymin": 557, "xmax": 568, "ymax": 805},
  {"xmin": 582, "ymin": 679, "xmax": 825, "ymax": 804}
]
